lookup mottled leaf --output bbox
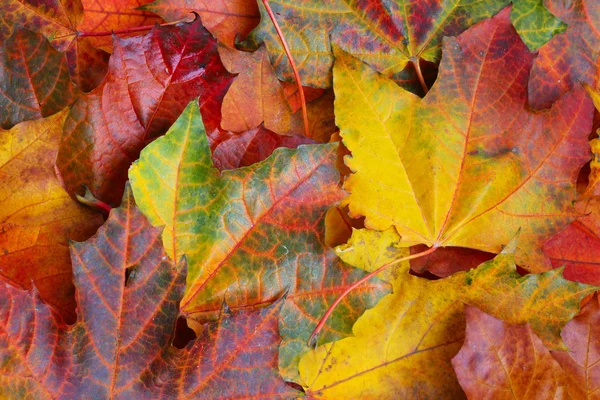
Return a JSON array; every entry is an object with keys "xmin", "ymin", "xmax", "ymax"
[
  {"xmin": 0, "ymin": 29, "xmax": 79, "ymax": 129},
  {"xmin": 241, "ymin": 0, "xmax": 509, "ymax": 88},
  {"xmin": 551, "ymin": 295, "xmax": 600, "ymax": 399},
  {"xmin": 0, "ymin": 186, "xmax": 297, "ymax": 399},
  {"xmin": 529, "ymin": 0, "xmax": 600, "ymax": 109},
  {"xmin": 0, "ymin": 0, "xmax": 83, "ymax": 50},
  {"xmin": 336, "ymin": 9, "xmax": 593, "ymax": 269},
  {"xmin": 129, "ymin": 101, "xmax": 389, "ymax": 381},
  {"xmin": 57, "ymin": 18, "xmax": 233, "ymax": 205},
  {"xmin": 0, "ymin": 109, "xmax": 103, "ymax": 322},
  {"xmin": 140, "ymin": 0, "xmax": 260, "ymax": 46},
  {"xmin": 298, "ymin": 232, "xmax": 594, "ymax": 398},
  {"xmin": 452, "ymin": 306, "xmax": 568, "ymax": 400},
  {"xmin": 511, "ymin": 0, "xmax": 566, "ymax": 51}
]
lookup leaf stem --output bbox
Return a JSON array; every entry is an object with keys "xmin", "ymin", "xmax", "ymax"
[
  {"xmin": 308, "ymin": 245, "xmax": 438, "ymax": 348},
  {"xmin": 261, "ymin": 0, "xmax": 310, "ymax": 138},
  {"xmin": 77, "ymin": 20, "xmax": 184, "ymax": 38},
  {"xmin": 412, "ymin": 58, "xmax": 429, "ymax": 95}
]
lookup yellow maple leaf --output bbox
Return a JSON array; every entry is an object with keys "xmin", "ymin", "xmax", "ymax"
[{"xmin": 336, "ymin": 10, "xmax": 594, "ymax": 270}]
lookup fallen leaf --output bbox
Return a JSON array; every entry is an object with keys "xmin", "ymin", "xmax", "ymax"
[
  {"xmin": 78, "ymin": 0, "xmax": 163, "ymax": 51},
  {"xmin": 0, "ymin": 29, "xmax": 79, "ymax": 129},
  {"xmin": 129, "ymin": 101, "xmax": 390, "ymax": 381},
  {"xmin": 210, "ymin": 125, "xmax": 315, "ymax": 170},
  {"xmin": 0, "ymin": 109, "xmax": 103, "ymax": 322},
  {"xmin": 551, "ymin": 294, "xmax": 600, "ymax": 399},
  {"xmin": 336, "ymin": 8, "xmax": 594, "ymax": 269},
  {"xmin": 529, "ymin": 0, "xmax": 600, "ymax": 109},
  {"xmin": 241, "ymin": 0, "xmax": 514, "ymax": 88},
  {"xmin": 511, "ymin": 0, "xmax": 566, "ymax": 51},
  {"xmin": 324, "ymin": 206, "xmax": 364, "ymax": 248},
  {"xmin": 0, "ymin": 0, "xmax": 83, "ymax": 50},
  {"xmin": 57, "ymin": 18, "xmax": 233, "ymax": 205},
  {"xmin": 544, "ymin": 219, "xmax": 600, "ymax": 285},
  {"xmin": 219, "ymin": 44, "xmax": 300, "ymax": 135},
  {"xmin": 452, "ymin": 306, "xmax": 568, "ymax": 400},
  {"xmin": 218, "ymin": 44, "xmax": 336, "ymax": 140},
  {"xmin": 298, "ymin": 232, "xmax": 595, "ymax": 398},
  {"xmin": 140, "ymin": 0, "xmax": 260, "ymax": 46},
  {"xmin": 0, "ymin": 185, "xmax": 297, "ymax": 398},
  {"xmin": 409, "ymin": 245, "xmax": 495, "ymax": 278}
]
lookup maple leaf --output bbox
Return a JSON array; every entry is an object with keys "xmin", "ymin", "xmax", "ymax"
[
  {"xmin": 542, "ymin": 87, "xmax": 600, "ymax": 284},
  {"xmin": 0, "ymin": 109, "xmax": 103, "ymax": 322},
  {"xmin": 0, "ymin": 185, "xmax": 298, "ymax": 399},
  {"xmin": 140, "ymin": 0, "xmax": 260, "ymax": 47},
  {"xmin": 0, "ymin": 29, "xmax": 79, "ymax": 129},
  {"xmin": 241, "ymin": 0, "xmax": 561, "ymax": 89},
  {"xmin": 551, "ymin": 294, "xmax": 600, "ymax": 398},
  {"xmin": 210, "ymin": 125, "xmax": 315, "ymax": 170},
  {"xmin": 0, "ymin": 0, "xmax": 165, "ymax": 91},
  {"xmin": 510, "ymin": 0, "xmax": 566, "ymax": 51},
  {"xmin": 529, "ymin": 0, "xmax": 600, "ymax": 109},
  {"xmin": 193, "ymin": 45, "xmax": 318, "ymax": 171},
  {"xmin": 218, "ymin": 44, "xmax": 336, "ymax": 140},
  {"xmin": 77, "ymin": 0, "xmax": 163, "ymax": 51},
  {"xmin": 56, "ymin": 18, "xmax": 233, "ymax": 206},
  {"xmin": 129, "ymin": 101, "xmax": 389, "ymax": 381},
  {"xmin": 451, "ymin": 306, "xmax": 568, "ymax": 399},
  {"xmin": 298, "ymin": 232, "xmax": 595, "ymax": 398},
  {"xmin": 409, "ymin": 245, "xmax": 494, "ymax": 278},
  {"xmin": 336, "ymin": 8, "xmax": 594, "ymax": 269}
]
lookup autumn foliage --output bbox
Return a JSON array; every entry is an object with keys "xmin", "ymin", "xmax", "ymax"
[{"xmin": 1, "ymin": 0, "xmax": 600, "ymax": 398}]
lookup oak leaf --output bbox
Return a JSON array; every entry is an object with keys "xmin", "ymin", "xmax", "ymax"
[
  {"xmin": 140, "ymin": 0, "xmax": 260, "ymax": 46},
  {"xmin": 56, "ymin": 18, "xmax": 232, "ymax": 206},
  {"xmin": 0, "ymin": 29, "xmax": 79, "ymax": 129},
  {"xmin": 0, "ymin": 185, "xmax": 298, "ymax": 399},
  {"xmin": 0, "ymin": 109, "xmax": 103, "ymax": 322},
  {"xmin": 298, "ymin": 232, "xmax": 595, "ymax": 398},
  {"xmin": 129, "ymin": 101, "xmax": 389, "ymax": 381},
  {"xmin": 529, "ymin": 0, "xmax": 600, "ymax": 109},
  {"xmin": 452, "ymin": 306, "xmax": 568, "ymax": 400},
  {"xmin": 337, "ymin": 8, "xmax": 593, "ymax": 269}
]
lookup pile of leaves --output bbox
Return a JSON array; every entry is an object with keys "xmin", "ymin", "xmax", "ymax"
[{"xmin": 1, "ymin": 0, "xmax": 600, "ymax": 398}]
